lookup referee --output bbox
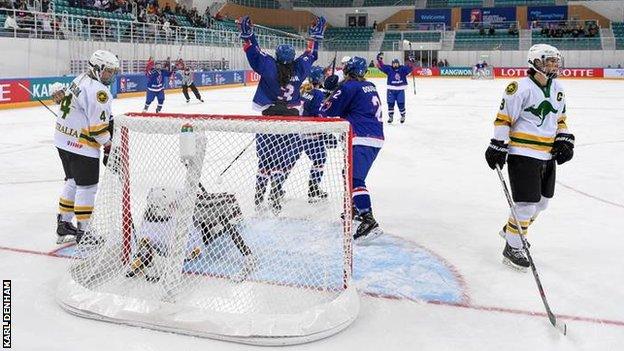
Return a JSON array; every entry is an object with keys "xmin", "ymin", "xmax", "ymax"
[{"xmin": 179, "ymin": 66, "xmax": 204, "ymax": 103}]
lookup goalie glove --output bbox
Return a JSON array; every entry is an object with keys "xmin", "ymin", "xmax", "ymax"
[
  {"xmin": 485, "ymin": 139, "xmax": 508, "ymax": 170},
  {"xmin": 551, "ymin": 133, "xmax": 575, "ymax": 165}
]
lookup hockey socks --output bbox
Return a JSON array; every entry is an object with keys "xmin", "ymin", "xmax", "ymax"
[
  {"xmin": 58, "ymin": 178, "xmax": 77, "ymax": 222},
  {"xmin": 254, "ymin": 173, "xmax": 270, "ymax": 206}
]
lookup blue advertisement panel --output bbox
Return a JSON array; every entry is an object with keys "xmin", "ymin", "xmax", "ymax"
[
  {"xmin": 29, "ymin": 76, "xmax": 75, "ymax": 100},
  {"xmin": 527, "ymin": 6, "xmax": 568, "ymax": 22},
  {"xmin": 117, "ymin": 74, "xmax": 146, "ymax": 93},
  {"xmin": 414, "ymin": 9, "xmax": 452, "ymax": 27},
  {"xmin": 440, "ymin": 67, "xmax": 473, "ymax": 77},
  {"xmin": 461, "ymin": 7, "xmax": 516, "ymax": 24}
]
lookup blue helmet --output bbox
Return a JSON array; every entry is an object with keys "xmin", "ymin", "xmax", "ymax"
[
  {"xmin": 344, "ymin": 56, "xmax": 368, "ymax": 78},
  {"xmin": 309, "ymin": 66, "xmax": 324, "ymax": 84},
  {"xmin": 275, "ymin": 44, "xmax": 295, "ymax": 64}
]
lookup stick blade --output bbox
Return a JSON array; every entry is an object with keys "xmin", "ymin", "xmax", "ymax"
[{"xmin": 555, "ymin": 321, "xmax": 567, "ymax": 335}]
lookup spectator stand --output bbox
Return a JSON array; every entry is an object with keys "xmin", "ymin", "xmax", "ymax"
[
  {"xmin": 530, "ymin": 19, "xmax": 602, "ymax": 50},
  {"xmin": 382, "ymin": 22, "xmax": 444, "ymax": 51},
  {"xmin": 454, "ymin": 20, "xmax": 521, "ymax": 50}
]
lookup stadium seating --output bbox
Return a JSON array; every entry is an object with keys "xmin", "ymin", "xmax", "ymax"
[
  {"xmin": 613, "ymin": 22, "xmax": 624, "ymax": 50},
  {"xmin": 427, "ymin": 0, "xmax": 482, "ymax": 8},
  {"xmin": 292, "ymin": 0, "xmax": 354, "ymax": 7},
  {"xmin": 230, "ymin": 0, "xmax": 281, "ymax": 9},
  {"xmin": 324, "ymin": 27, "xmax": 374, "ymax": 51},
  {"xmin": 361, "ymin": 0, "xmax": 414, "ymax": 6},
  {"xmin": 454, "ymin": 31, "xmax": 519, "ymax": 50},
  {"xmin": 381, "ymin": 31, "xmax": 442, "ymax": 51},
  {"xmin": 531, "ymin": 30, "xmax": 602, "ymax": 50},
  {"xmin": 494, "ymin": 0, "xmax": 556, "ymax": 5}
]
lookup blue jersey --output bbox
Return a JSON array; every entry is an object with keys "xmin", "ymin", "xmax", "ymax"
[
  {"xmin": 146, "ymin": 68, "xmax": 170, "ymax": 92},
  {"xmin": 377, "ymin": 60, "xmax": 411, "ymax": 90},
  {"xmin": 302, "ymin": 88, "xmax": 325, "ymax": 117},
  {"xmin": 320, "ymin": 80, "xmax": 384, "ymax": 148},
  {"xmin": 244, "ymin": 37, "xmax": 317, "ymax": 111}
]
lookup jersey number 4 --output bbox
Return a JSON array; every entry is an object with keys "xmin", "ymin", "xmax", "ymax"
[{"xmin": 60, "ymin": 95, "xmax": 73, "ymax": 119}]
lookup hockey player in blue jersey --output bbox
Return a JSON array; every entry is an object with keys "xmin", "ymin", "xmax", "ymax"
[
  {"xmin": 320, "ymin": 56, "xmax": 384, "ymax": 244},
  {"xmin": 143, "ymin": 58, "xmax": 171, "ymax": 113},
  {"xmin": 239, "ymin": 15, "xmax": 326, "ymax": 214},
  {"xmin": 376, "ymin": 53, "xmax": 412, "ymax": 123},
  {"xmin": 299, "ymin": 66, "xmax": 333, "ymax": 202}
]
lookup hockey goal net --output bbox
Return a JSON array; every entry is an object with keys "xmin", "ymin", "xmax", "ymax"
[{"xmin": 57, "ymin": 112, "xmax": 358, "ymax": 345}]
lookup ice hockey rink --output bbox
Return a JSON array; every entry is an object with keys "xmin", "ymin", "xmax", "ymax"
[{"xmin": 1, "ymin": 77, "xmax": 623, "ymax": 350}]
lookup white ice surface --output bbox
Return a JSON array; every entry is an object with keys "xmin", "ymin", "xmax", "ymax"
[{"xmin": 1, "ymin": 78, "xmax": 623, "ymax": 350}]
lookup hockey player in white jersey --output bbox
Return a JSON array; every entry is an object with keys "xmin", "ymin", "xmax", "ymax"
[
  {"xmin": 485, "ymin": 44, "xmax": 575, "ymax": 271},
  {"xmin": 53, "ymin": 50, "xmax": 119, "ymax": 244}
]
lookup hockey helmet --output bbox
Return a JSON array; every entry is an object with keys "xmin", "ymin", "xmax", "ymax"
[
  {"xmin": 344, "ymin": 56, "xmax": 368, "ymax": 78},
  {"xmin": 145, "ymin": 187, "xmax": 179, "ymax": 220},
  {"xmin": 309, "ymin": 66, "xmax": 325, "ymax": 84},
  {"xmin": 88, "ymin": 50, "xmax": 120, "ymax": 86},
  {"xmin": 391, "ymin": 59, "xmax": 400, "ymax": 68},
  {"xmin": 341, "ymin": 56, "xmax": 351, "ymax": 64},
  {"xmin": 527, "ymin": 44, "xmax": 561, "ymax": 79},
  {"xmin": 275, "ymin": 44, "xmax": 296, "ymax": 64}
]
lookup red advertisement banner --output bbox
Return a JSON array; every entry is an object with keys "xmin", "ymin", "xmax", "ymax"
[
  {"xmin": 0, "ymin": 80, "xmax": 31, "ymax": 104},
  {"xmin": 494, "ymin": 67, "xmax": 604, "ymax": 79},
  {"xmin": 245, "ymin": 70, "xmax": 261, "ymax": 84},
  {"xmin": 412, "ymin": 67, "xmax": 440, "ymax": 77}
]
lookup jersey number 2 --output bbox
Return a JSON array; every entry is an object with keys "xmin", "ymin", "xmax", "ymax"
[{"xmin": 371, "ymin": 96, "xmax": 382, "ymax": 122}]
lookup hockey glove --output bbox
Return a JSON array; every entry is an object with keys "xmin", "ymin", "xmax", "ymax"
[
  {"xmin": 376, "ymin": 52, "xmax": 384, "ymax": 61},
  {"xmin": 238, "ymin": 16, "xmax": 254, "ymax": 39},
  {"xmin": 324, "ymin": 74, "xmax": 339, "ymax": 91},
  {"xmin": 485, "ymin": 139, "xmax": 508, "ymax": 170},
  {"xmin": 103, "ymin": 144, "xmax": 111, "ymax": 166},
  {"xmin": 308, "ymin": 16, "xmax": 326, "ymax": 41},
  {"xmin": 551, "ymin": 133, "xmax": 575, "ymax": 165}
]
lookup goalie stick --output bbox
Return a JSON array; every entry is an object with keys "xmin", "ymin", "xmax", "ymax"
[{"xmin": 495, "ymin": 165, "xmax": 567, "ymax": 335}]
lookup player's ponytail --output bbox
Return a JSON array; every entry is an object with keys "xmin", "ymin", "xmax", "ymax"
[{"xmin": 277, "ymin": 62, "xmax": 294, "ymax": 87}]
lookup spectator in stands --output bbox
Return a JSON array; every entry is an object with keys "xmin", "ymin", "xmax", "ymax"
[
  {"xmin": 3, "ymin": 13, "xmax": 19, "ymax": 29},
  {"xmin": 508, "ymin": 23, "xmax": 518, "ymax": 36},
  {"xmin": 94, "ymin": 0, "xmax": 111, "ymax": 11},
  {"xmin": 488, "ymin": 24, "xmax": 495, "ymax": 36},
  {"xmin": 479, "ymin": 24, "xmax": 485, "ymax": 36},
  {"xmin": 162, "ymin": 18, "xmax": 171, "ymax": 39},
  {"xmin": 372, "ymin": 20, "xmax": 377, "ymax": 30},
  {"xmin": 163, "ymin": 3, "xmax": 172, "ymax": 15}
]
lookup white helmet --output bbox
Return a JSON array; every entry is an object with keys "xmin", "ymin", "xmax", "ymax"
[
  {"xmin": 89, "ymin": 50, "xmax": 120, "ymax": 85},
  {"xmin": 341, "ymin": 56, "xmax": 351, "ymax": 64},
  {"xmin": 145, "ymin": 187, "xmax": 179, "ymax": 220},
  {"xmin": 527, "ymin": 44, "xmax": 561, "ymax": 79}
]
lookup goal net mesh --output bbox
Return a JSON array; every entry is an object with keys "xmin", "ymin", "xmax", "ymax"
[{"xmin": 57, "ymin": 113, "xmax": 358, "ymax": 345}]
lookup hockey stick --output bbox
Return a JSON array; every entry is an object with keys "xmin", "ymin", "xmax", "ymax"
[
  {"xmin": 330, "ymin": 51, "xmax": 337, "ymax": 75},
  {"xmin": 18, "ymin": 83, "xmax": 59, "ymax": 117},
  {"xmin": 407, "ymin": 42, "xmax": 416, "ymax": 95},
  {"xmin": 215, "ymin": 137, "xmax": 255, "ymax": 184},
  {"xmin": 495, "ymin": 165, "xmax": 567, "ymax": 335}
]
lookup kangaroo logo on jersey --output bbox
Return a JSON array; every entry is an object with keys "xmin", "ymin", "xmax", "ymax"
[
  {"xmin": 96, "ymin": 91, "xmax": 108, "ymax": 104},
  {"xmin": 505, "ymin": 82, "xmax": 518, "ymax": 95},
  {"xmin": 524, "ymin": 100, "xmax": 558, "ymax": 126}
]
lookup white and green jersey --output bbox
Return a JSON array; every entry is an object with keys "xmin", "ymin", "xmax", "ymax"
[
  {"xmin": 54, "ymin": 74, "xmax": 113, "ymax": 159},
  {"xmin": 493, "ymin": 75, "xmax": 569, "ymax": 161}
]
